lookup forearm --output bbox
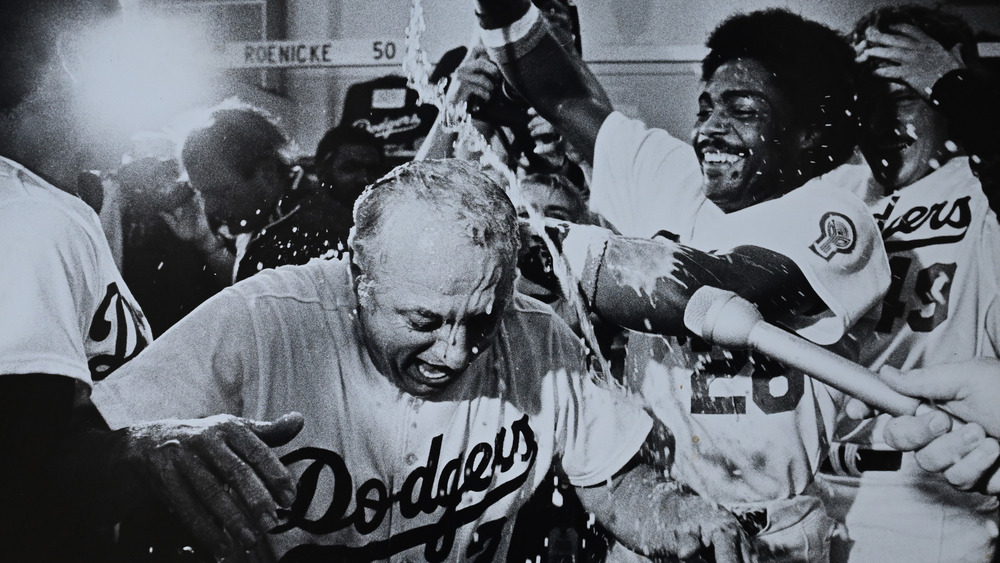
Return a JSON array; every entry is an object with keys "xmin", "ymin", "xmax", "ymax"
[
  {"xmin": 575, "ymin": 460, "xmax": 748, "ymax": 560},
  {"xmin": 575, "ymin": 462, "xmax": 672, "ymax": 556},
  {"xmin": 562, "ymin": 225, "xmax": 820, "ymax": 335},
  {"xmin": 415, "ymin": 112, "xmax": 460, "ymax": 160},
  {"xmin": 0, "ymin": 376, "xmax": 147, "ymax": 528},
  {"xmin": 194, "ymin": 233, "xmax": 236, "ymax": 288},
  {"xmin": 475, "ymin": 0, "xmax": 612, "ymax": 162}
]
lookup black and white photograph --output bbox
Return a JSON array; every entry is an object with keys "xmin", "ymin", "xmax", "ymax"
[{"xmin": 1, "ymin": 0, "xmax": 999, "ymax": 561}]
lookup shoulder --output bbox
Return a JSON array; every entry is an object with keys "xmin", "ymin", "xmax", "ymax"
[
  {"xmin": 596, "ymin": 111, "xmax": 690, "ymax": 158},
  {"xmin": 0, "ymin": 163, "xmax": 105, "ymax": 260},
  {"xmin": 231, "ymin": 257, "xmax": 356, "ymax": 309},
  {"xmin": 502, "ymin": 293, "xmax": 587, "ymax": 358}
]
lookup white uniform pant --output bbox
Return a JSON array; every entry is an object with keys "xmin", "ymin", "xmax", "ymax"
[{"xmin": 818, "ymin": 452, "xmax": 999, "ymax": 563}]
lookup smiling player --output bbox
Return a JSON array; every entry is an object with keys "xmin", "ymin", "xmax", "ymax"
[
  {"xmin": 93, "ymin": 158, "xmax": 756, "ymax": 562},
  {"xmin": 473, "ymin": 4, "xmax": 890, "ymax": 560}
]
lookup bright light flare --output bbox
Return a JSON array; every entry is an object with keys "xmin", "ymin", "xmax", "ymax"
[{"xmin": 73, "ymin": 13, "xmax": 215, "ymax": 136}]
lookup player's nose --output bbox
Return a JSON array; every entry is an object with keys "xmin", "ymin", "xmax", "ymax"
[{"xmin": 436, "ymin": 324, "xmax": 472, "ymax": 373}]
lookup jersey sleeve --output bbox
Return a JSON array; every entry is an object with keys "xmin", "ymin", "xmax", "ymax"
[
  {"xmin": 719, "ymin": 182, "xmax": 891, "ymax": 345},
  {"xmin": 0, "ymin": 201, "xmax": 101, "ymax": 385},
  {"xmin": 590, "ymin": 111, "xmax": 706, "ymax": 239},
  {"xmin": 92, "ymin": 287, "xmax": 254, "ymax": 428},
  {"xmin": 542, "ymin": 316, "xmax": 652, "ymax": 487}
]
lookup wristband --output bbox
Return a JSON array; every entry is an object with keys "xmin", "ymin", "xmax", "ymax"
[
  {"xmin": 480, "ymin": 5, "xmax": 553, "ymax": 64},
  {"xmin": 930, "ymin": 68, "xmax": 972, "ymax": 109},
  {"xmin": 475, "ymin": 0, "xmax": 532, "ymax": 30}
]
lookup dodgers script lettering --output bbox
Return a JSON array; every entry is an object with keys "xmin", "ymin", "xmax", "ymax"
[{"xmin": 275, "ymin": 415, "xmax": 538, "ymax": 562}]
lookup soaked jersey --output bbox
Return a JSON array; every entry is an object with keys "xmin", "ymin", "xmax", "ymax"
[
  {"xmin": 817, "ymin": 157, "xmax": 1000, "ymax": 563},
  {"xmin": 592, "ymin": 112, "xmax": 889, "ymax": 505},
  {"xmin": 94, "ymin": 258, "xmax": 651, "ymax": 562},
  {"xmin": 829, "ymin": 158, "xmax": 1000, "ymax": 374},
  {"xmin": 0, "ymin": 156, "xmax": 151, "ymax": 385}
]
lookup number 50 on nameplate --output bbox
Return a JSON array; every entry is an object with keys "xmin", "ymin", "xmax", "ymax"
[{"xmin": 222, "ymin": 39, "xmax": 403, "ymax": 68}]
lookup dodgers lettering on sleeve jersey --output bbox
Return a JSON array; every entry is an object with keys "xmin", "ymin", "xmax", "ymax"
[
  {"xmin": 0, "ymin": 157, "xmax": 150, "ymax": 385},
  {"xmin": 94, "ymin": 258, "xmax": 652, "ymax": 562}
]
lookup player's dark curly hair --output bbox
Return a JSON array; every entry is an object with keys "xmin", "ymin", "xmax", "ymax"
[
  {"xmin": 851, "ymin": 5, "xmax": 978, "ymax": 68},
  {"xmin": 182, "ymin": 100, "xmax": 294, "ymax": 182},
  {"xmin": 702, "ymin": 9, "xmax": 860, "ymax": 178},
  {"xmin": 0, "ymin": 0, "xmax": 119, "ymax": 111}
]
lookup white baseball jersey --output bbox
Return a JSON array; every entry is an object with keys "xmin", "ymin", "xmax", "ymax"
[
  {"xmin": 0, "ymin": 156, "xmax": 151, "ymax": 385},
  {"xmin": 818, "ymin": 158, "xmax": 1000, "ymax": 563},
  {"xmin": 591, "ymin": 113, "xmax": 889, "ymax": 560},
  {"xmin": 94, "ymin": 258, "xmax": 652, "ymax": 562}
]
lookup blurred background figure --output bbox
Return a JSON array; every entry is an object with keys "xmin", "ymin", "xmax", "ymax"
[
  {"xmin": 312, "ymin": 123, "xmax": 386, "ymax": 216},
  {"xmin": 181, "ymin": 100, "xmax": 353, "ymax": 282},
  {"xmin": 113, "ymin": 132, "xmax": 233, "ymax": 336}
]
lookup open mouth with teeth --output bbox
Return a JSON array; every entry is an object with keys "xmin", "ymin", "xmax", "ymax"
[
  {"xmin": 701, "ymin": 151, "xmax": 744, "ymax": 164},
  {"xmin": 699, "ymin": 150, "xmax": 748, "ymax": 180},
  {"xmin": 407, "ymin": 360, "xmax": 459, "ymax": 392}
]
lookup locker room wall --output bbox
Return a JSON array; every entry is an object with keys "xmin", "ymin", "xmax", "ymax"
[{"xmin": 275, "ymin": 0, "xmax": 999, "ymax": 154}]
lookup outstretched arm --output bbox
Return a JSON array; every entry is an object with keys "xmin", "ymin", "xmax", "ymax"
[
  {"xmin": 474, "ymin": 0, "xmax": 612, "ymax": 162},
  {"xmin": 554, "ymin": 223, "xmax": 821, "ymax": 335}
]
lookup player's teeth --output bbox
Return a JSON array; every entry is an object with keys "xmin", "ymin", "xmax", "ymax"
[
  {"xmin": 703, "ymin": 152, "xmax": 741, "ymax": 163},
  {"xmin": 419, "ymin": 363, "xmax": 446, "ymax": 379}
]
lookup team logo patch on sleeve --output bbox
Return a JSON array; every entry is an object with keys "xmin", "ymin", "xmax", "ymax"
[{"xmin": 810, "ymin": 212, "xmax": 856, "ymax": 260}]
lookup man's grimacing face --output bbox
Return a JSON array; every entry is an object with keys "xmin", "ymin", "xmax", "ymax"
[
  {"xmin": 692, "ymin": 58, "xmax": 799, "ymax": 212},
  {"xmin": 355, "ymin": 200, "xmax": 516, "ymax": 398}
]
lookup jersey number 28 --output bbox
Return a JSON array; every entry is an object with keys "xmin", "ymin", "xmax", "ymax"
[{"xmin": 689, "ymin": 346, "xmax": 804, "ymax": 415}]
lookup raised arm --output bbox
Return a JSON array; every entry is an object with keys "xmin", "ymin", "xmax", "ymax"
[
  {"xmin": 858, "ymin": 22, "xmax": 1000, "ymax": 217},
  {"xmin": 474, "ymin": 0, "xmax": 613, "ymax": 162}
]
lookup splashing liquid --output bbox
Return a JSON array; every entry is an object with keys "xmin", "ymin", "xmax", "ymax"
[{"xmin": 403, "ymin": 0, "xmax": 615, "ymax": 385}]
